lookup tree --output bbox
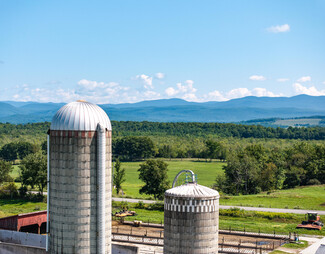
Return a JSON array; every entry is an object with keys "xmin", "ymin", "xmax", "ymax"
[
  {"xmin": 205, "ymin": 140, "xmax": 222, "ymax": 161},
  {"xmin": 138, "ymin": 159, "xmax": 170, "ymax": 200},
  {"xmin": 0, "ymin": 143, "xmax": 18, "ymax": 161},
  {"xmin": 0, "ymin": 160, "xmax": 13, "ymax": 185},
  {"xmin": 113, "ymin": 158, "xmax": 126, "ymax": 194},
  {"xmin": 0, "ymin": 141, "xmax": 39, "ymax": 161},
  {"xmin": 114, "ymin": 136, "xmax": 156, "ymax": 161},
  {"xmin": 16, "ymin": 141, "xmax": 39, "ymax": 159},
  {"xmin": 20, "ymin": 152, "xmax": 47, "ymax": 195}
]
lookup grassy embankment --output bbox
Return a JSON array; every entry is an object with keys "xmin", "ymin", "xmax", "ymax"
[
  {"xmin": 113, "ymin": 202, "xmax": 325, "ymax": 236},
  {"xmin": 6, "ymin": 159, "xmax": 325, "ymax": 213},
  {"xmin": 112, "ymin": 159, "xmax": 325, "ymax": 211}
]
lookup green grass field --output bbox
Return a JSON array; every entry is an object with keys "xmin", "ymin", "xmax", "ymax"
[
  {"xmin": 221, "ymin": 185, "xmax": 325, "ymax": 211},
  {"xmin": 0, "ymin": 199, "xmax": 47, "ymax": 218},
  {"xmin": 274, "ymin": 118, "xmax": 322, "ymax": 127},
  {"xmin": 113, "ymin": 159, "xmax": 325, "ymax": 211},
  {"xmin": 8, "ymin": 159, "xmax": 325, "ymax": 210},
  {"xmin": 113, "ymin": 202, "xmax": 325, "ymax": 236},
  {"xmin": 113, "ymin": 159, "xmax": 225, "ymax": 199}
]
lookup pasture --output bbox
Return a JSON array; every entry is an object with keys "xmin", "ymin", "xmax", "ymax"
[{"xmin": 114, "ymin": 159, "xmax": 225, "ymax": 199}]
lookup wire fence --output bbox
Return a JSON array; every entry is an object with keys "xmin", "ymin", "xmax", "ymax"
[
  {"xmin": 112, "ymin": 232, "xmax": 284, "ymax": 254},
  {"xmin": 114, "ymin": 217, "xmax": 292, "ymax": 240},
  {"xmin": 112, "ymin": 224, "xmax": 289, "ymax": 254}
]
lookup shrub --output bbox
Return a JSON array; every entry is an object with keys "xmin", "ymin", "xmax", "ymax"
[
  {"xmin": 307, "ymin": 179, "xmax": 321, "ymax": 185},
  {"xmin": 120, "ymin": 201, "xmax": 129, "ymax": 210},
  {"xmin": 147, "ymin": 202, "xmax": 164, "ymax": 211},
  {"xmin": 0, "ymin": 182, "xmax": 18, "ymax": 199},
  {"xmin": 135, "ymin": 201, "xmax": 146, "ymax": 209},
  {"xmin": 18, "ymin": 186, "xmax": 28, "ymax": 197}
]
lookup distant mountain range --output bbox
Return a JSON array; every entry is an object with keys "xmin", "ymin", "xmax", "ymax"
[{"xmin": 1, "ymin": 95, "xmax": 325, "ymax": 125}]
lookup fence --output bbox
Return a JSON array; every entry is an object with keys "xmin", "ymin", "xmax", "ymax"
[
  {"xmin": 117, "ymin": 219, "xmax": 291, "ymax": 240},
  {"xmin": 112, "ymin": 231, "xmax": 286, "ymax": 254}
]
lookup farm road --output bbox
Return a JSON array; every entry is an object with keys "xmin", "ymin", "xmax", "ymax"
[
  {"xmin": 112, "ymin": 197, "xmax": 325, "ymax": 215},
  {"xmin": 33, "ymin": 192, "xmax": 325, "ymax": 215}
]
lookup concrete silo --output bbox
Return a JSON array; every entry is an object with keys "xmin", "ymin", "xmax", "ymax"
[
  {"xmin": 48, "ymin": 100, "xmax": 112, "ymax": 254},
  {"xmin": 164, "ymin": 170, "xmax": 219, "ymax": 254}
]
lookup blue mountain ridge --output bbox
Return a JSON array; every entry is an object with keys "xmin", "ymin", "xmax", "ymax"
[{"xmin": 0, "ymin": 95, "xmax": 324, "ymax": 124}]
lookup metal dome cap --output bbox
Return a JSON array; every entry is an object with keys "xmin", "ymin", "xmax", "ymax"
[
  {"xmin": 50, "ymin": 100, "xmax": 112, "ymax": 131},
  {"xmin": 165, "ymin": 183, "xmax": 219, "ymax": 198}
]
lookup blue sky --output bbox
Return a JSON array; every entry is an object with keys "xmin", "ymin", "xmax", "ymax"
[{"xmin": 0, "ymin": 0, "xmax": 325, "ymax": 103}]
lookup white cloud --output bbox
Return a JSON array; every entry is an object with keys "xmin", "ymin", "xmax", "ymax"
[
  {"xmin": 227, "ymin": 88, "xmax": 252, "ymax": 99},
  {"xmin": 204, "ymin": 90, "xmax": 226, "ymax": 101},
  {"xmin": 249, "ymin": 75, "xmax": 266, "ymax": 81},
  {"xmin": 78, "ymin": 79, "xmax": 119, "ymax": 90},
  {"xmin": 277, "ymin": 78, "xmax": 289, "ymax": 82},
  {"xmin": 293, "ymin": 83, "xmax": 325, "ymax": 96},
  {"xmin": 165, "ymin": 87, "xmax": 178, "ymax": 96},
  {"xmin": 267, "ymin": 24, "xmax": 290, "ymax": 33},
  {"xmin": 143, "ymin": 90, "xmax": 161, "ymax": 99},
  {"xmin": 323, "ymin": 81, "xmax": 325, "ymax": 85},
  {"xmin": 155, "ymin": 72, "xmax": 165, "ymax": 79},
  {"xmin": 135, "ymin": 74, "xmax": 153, "ymax": 89},
  {"xmin": 252, "ymin": 87, "xmax": 280, "ymax": 97},
  {"xmin": 165, "ymin": 80, "xmax": 198, "ymax": 101},
  {"xmin": 297, "ymin": 76, "xmax": 311, "ymax": 82},
  {"xmin": 182, "ymin": 93, "xmax": 197, "ymax": 101}
]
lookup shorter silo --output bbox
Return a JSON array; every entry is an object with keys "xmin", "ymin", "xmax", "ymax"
[{"xmin": 164, "ymin": 181, "xmax": 219, "ymax": 254}]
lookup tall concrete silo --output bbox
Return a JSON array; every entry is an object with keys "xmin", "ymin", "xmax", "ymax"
[
  {"xmin": 48, "ymin": 100, "xmax": 112, "ymax": 254},
  {"xmin": 164, "ymin": 170, "xmax": 219, "ymax": 254}
]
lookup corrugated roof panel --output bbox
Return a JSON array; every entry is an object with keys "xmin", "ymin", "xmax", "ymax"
[
  {"xmin": 50, "ymin": 101, "xmax": 112, "ymax": 131},
  {"xmin": 165, "ymin": 183, "xmax": 219, "ymax": 198}
]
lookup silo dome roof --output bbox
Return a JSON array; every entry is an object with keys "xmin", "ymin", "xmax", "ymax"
[
  {"xmin": 165, "ymin": 183, "xmax": 219, "ymax": 198},
  {"xmin": 50, "ymin": 100, "xmax": 111, "ymax": 131}
]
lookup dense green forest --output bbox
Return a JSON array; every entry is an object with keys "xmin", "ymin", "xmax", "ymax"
[
  {"xmin": 0, "ymin": 121, "xmax": 324, "ymax": 197},
  {"xmin": 0, "ymin": 121, "xmax": 325, "ymax": 144}
]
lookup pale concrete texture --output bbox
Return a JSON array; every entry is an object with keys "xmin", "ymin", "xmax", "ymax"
[
  {"xmin": 300, "ymin": 237, "xmax": 325, "ymax": 254},
  {"xmin": 0, "ymin": 242, "xmax": 46, "ymax": 254},
  {"xmin": 164, "ymin": 183, "xmax": 219, "ymax": 254},
  {"xmin": 0, "ymin": 229, "xmax": 46, "ymax": 248},
  {"xmin": 49, "ymin": 130, "xmax": 112, "ymax": 254}
]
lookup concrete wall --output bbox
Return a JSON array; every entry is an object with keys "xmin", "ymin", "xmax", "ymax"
[
  {"xmin": 0, "ymin": 243, "xmax": 138, "ymax": 254},
  {"xmin": 0, "ymin": 229, "xmax": 46, "ymax": 248},
  {"xmin": 49, "ymin": 130, "xmax": 112, "ymax": 254},
  {"xmin": 112, "ymin": 244, "xmax": 139, "ymax": 254},
  {"xmin": 0, "ymin": 230, "xmax": 138, "ymax": 254},
  {"xmin": 0, "ymin": 242, "xmax": 46, "ymax": 254},
  {"xmin": 164, "ymin": 196, "xmax": 219, "ymax": 254}
]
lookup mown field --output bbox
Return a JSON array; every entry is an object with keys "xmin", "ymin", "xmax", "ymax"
[
  {"xmin": 221, "ymin": 185, "xmax": 325, "ymax": 211},
  {"xmin": 8, "ymin": 159, "xmax": 325, "ymax": 211},
  {"xmin": 114, "ymin": 159, "xmax": 225, "ymax": 199},
  {"xmin": 110, "ymin": 159, "xmax": 325, "ymax": 211},
  {"xmin": 114, "ymin": 202, "xmax": 325, "ymax": 236}
]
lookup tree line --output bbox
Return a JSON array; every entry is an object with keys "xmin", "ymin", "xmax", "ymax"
[
  {"xmin": 216, "ymin": 142, "xmax": 325, "ymax": 195},
  {"xmin": 0, "ymin": 121, "xmax": 324, "ymax": 145}
]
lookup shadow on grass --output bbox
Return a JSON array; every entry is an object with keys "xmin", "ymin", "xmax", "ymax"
[{"xmin": 0, "ymin": 199, "xmax": 40, "ymax": 206}]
